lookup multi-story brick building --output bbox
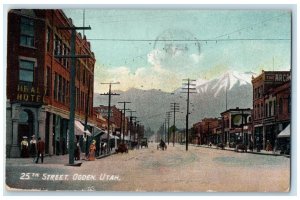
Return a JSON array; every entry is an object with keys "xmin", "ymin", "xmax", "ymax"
[
  {"xmin": 95, "ymin": 105, "xmax": 122, "ymax": 134},
  {"xmin": 6, "ymin": 9, "xmax": 95, "ymax": 157},
  {"xmin": 251, "ymin": 70, "xmax": 290, "ymax": 150}
]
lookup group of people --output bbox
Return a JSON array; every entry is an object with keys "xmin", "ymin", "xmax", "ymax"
[
  {"xmin": 20, "ymin": 134, "xmax": 106, "ymax": 163},
  {"xmin": 20, "ymin": 135, "xmax": 45, "ymax": 164}
]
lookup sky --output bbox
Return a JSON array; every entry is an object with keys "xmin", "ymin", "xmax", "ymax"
[{"xmin": 63, "ymin": 9, "xmax": 291, "ymax": 93}]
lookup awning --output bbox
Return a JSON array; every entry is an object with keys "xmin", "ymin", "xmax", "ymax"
[
  {"xmin": 93, "ymin": 126, "xmax": 106, "ymax": 137},
  {"xmin": 100, "ymin": 133, "xmax": 119, "ymax": 140},
  {"xmin": 75, "ymin": 120, "xmax": 91, "ymax": 136},
  {"xmin": 277, "ymin": 124, "xmax": 290, "ymax": 138}
]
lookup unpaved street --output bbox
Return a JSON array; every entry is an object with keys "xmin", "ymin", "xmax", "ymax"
[{"xmin": 6, "ymin": 143, "xmax": 290, "ymax": 192}]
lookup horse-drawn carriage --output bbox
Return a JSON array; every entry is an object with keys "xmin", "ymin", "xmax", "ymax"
[
  {"xmin": 140, "ymin": 138, "xmax": 148, "ymax": 148},
  {"xmin": 157, "ymin": 141, "xmax": 167, "ymax": 150}
]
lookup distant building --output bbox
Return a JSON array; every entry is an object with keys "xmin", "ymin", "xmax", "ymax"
[
  {"xmin": 6, "ymin": 9, "xmax": 95, "ymax": 157},
  {"xmin": 251, "ymin": 70, "xmax": 290, "ymax": 150},
  {"xmin": 193, "ymin": 118, "xmax": 220, "ymax": 145},
  {"xmin": 220, "ymin": 108, "xmax": 252, "ymax": 146}
]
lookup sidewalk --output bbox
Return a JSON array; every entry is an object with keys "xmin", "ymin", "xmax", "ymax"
[
  {"xmin": 191, "ymin": 144, "xmax": 289, "ymax": 157},
  {"xmin": 6, "ymin": 151, "xmax": 115, "ymax": 166}
]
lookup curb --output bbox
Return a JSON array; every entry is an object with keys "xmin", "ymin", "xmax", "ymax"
[{"xmin": 192, "ymin": 144, "xmax": 287, "ymax": 157}]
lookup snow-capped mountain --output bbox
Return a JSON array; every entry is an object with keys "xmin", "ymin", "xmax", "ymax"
[
  {"xmin": 94, "ymin": 71, "xmax": 255, "ymax": 132},
  {"xmin": 195, "ymin": 71, "xmax": 256, "ymax": 97}
]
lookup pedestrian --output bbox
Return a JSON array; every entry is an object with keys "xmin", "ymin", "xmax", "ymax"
[
  {"xmin": 266, "ymin": 140, "xmax": 272, "ymax": 151},
  {"xmin": 29, "ymin": 135, "xmax": 37, "ymax": 157},
  {"xmin": 88, "ymin": 140, "xmax": 96, "ymax": 161},
  {"xmin": 62, "ymin": 138, "xmax": 66, "ymax": 155},
  {"xmin": 20, "ymin": 136, "xmax": 29, "ymax": 158},
  {"xmin": 273, "ymin": 139, "xmax": 278, "ymax": 154},
  {"xmin": 74, "ymin": 138, "xmax": 81, "ymax": 161},
  {"xmin": 36, "ymin": 137, "xmax": 45, "ymax": 164}
]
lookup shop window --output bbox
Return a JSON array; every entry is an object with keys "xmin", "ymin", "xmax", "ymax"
[
  {"xmin": 19, "ymin": 59, "xmax": 35, "ymax": 83},
  {"xmin": 20, "ymin": 17, "xmax": 34, "ymax": 47}
]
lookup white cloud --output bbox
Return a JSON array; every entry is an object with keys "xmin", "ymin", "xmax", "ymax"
[{"xmin": 94, "ymin": 47, "xmax": 204, "ymax": 93}]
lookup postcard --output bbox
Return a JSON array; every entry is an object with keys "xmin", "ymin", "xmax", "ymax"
[{"xmin": 5, "ymin": 8, "xmax": 292, "ymax": 192}]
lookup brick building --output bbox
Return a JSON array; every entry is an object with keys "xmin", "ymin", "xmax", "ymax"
[
  {"xmin": 251, "ymin": 70, "xmax": 290, "ymax": 150},
  {"xmin": 220, "ymin": 108, "xmax": 252, "ymax": 146},
  {"xmin": 193, "ymin": 118, "xmax": 220, "ymax": 145},
  {"xmin": 6, "ymin": 9, "xmax": 95, "ymax": 157}
]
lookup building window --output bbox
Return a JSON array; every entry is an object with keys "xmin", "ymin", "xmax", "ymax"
[
  {"xmin": 45, "ymin": 66, "xmax": 51, "ymax": 96},
  {"xmin": 62, "ymin": 44, "xmax": 69, "ymax": 68},
  {"xmin": 54, "ymin": 34, "xmax": 61, "ymax": 58},
  {"xmin": 265, "ymin": 103, "xmax": 268, "ymax": 118},
  {"xmin": 19, "ymin": 59, "xmax": 35, "ymax": 82},
  {"xmin": 46, "ymin": 26, "xmax": 51, "ymax": 52},
  {"xmin": 20, "ymin": 17, "xmax": 34, "ymax": 47},
  {"xmin": 54, "ymin": 73, "xmax": 58, "ymax": 100}
]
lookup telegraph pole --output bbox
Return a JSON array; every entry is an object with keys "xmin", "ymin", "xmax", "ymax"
[
  {"xmin": 101, "ymin": 82, "xmax": 120, "ymax": 152},
  {"xmin": 182, "ymin": 78, "xmax": 196, "ymax": 151},
  {"xmin": 127, "ymin": 110, "xmax": 136, "ymax": 144},
  {"xmin": 164, "ymin": 118, "xmax": 167, "ymax": 142},
  {"xmin": 166, "ymin": 111, "xmax": 171, "ymax": 145},
  {"xmin": 55, "ymin": 25, "xmax": 91, "ymax": 165},
  {"xmin": 118, "ymin": 101, "xmax": 131, "ymax": 143},
  {"xmin": 170, "ymin": 102, "xmax": 180, "ymax": 147}
]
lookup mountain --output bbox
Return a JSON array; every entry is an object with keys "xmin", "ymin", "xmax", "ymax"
[
  {"xmin": 196, "ymin": 71, "xmax": 256, "ymax": 97},
  {"xmin": 94, "ymin": 71, "xmax": 255, "ymax": 132}
]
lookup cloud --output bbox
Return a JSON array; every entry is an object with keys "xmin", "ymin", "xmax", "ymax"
[
  {"xmin": 147, "ymin": 47, "xmax": 203, "ymax": 75},
  {"xmin": 93, "ymin": 63, "xmax": 182, "ymax": 93}
]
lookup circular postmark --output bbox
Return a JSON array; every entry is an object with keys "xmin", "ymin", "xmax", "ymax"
[{"xmin": 153, "ymin": 28, "xmax": 201, "ymax": 57}]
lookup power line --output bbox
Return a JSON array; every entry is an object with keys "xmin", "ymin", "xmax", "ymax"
[{"xmin": 87, "ymin": 38, "xmax": 290, "ymax": 42}]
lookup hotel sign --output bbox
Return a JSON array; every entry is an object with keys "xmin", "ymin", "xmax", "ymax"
[
  {"xmin": 265, "ymin": 72, "xmax": 290, "ymax": 82},
  {"xmin": 16, "ymin": 84, "xmax": 47, "ymax": 103}
]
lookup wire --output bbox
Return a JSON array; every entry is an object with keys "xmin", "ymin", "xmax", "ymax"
[{"xmin": 87, "ymin": 38, "xmax": 290, "ymax": 42}]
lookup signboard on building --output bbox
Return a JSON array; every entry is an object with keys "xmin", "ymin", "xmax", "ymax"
[{"xmin": 16, "ymin": 84, "xmax": 46, "ymax": 103}]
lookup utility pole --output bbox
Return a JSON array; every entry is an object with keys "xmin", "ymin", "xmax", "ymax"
[
  {"xmin": 118, "ymin": 101, "xmax": 131, "ymax": 143},
  {"xmin": 164, "ymin": 118, "xmax": 167, "ymax": 142},
  {"xmin": 55, "ymin": 25, "xmax": 91, "ymax": 165},
  {"xmin": 182, "ymin": 78, "xmax": 196, "ymax": 151},
  {"xmin": 127, "ymin": 110, "xmax": 136, "ymax": 144},
  {"xmin": 101, "ymin": 82, "xmax": 120, "ymax": 153},
  {"xmin": 170, "ymin": 102, "xmax": 180, "ymax": 147},
  {"xmin": 166, "ymin": 111, "xmax": 171, "ymax": 145}
]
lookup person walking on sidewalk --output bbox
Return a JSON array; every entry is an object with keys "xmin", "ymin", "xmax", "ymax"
[
  {"xmin": 87, "ymin": 140, "xmax": 96, "ymax": 161},
  {"xmin": 36, "ymin": 137, "xmax": 45, "ymax": 164},
  {"xmin": 20, "ymin": 136, "xmax": 29, "ymax": 158},
  {"xmin": 29, "ymin": 135, "xmax": 37, "ymax": 157}
]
